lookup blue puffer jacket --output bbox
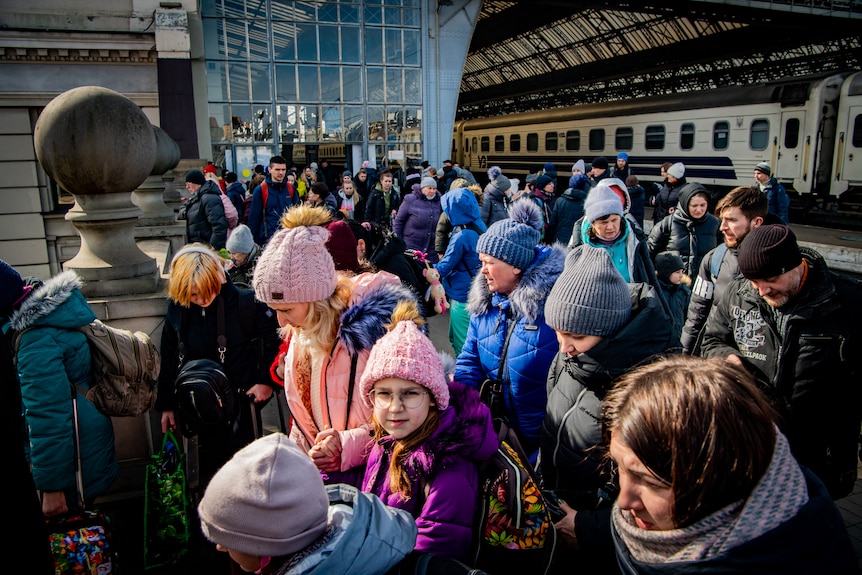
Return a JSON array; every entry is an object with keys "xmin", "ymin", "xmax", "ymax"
[
  {"xmin": 454, "ymin": 243, "xmax": 567, "ymax": 456},
  {"xmin": 435, "ymin": 188, "xmax": 486, "ymax": 303},
  {"xmin": 7, "ymin": 271, "xmax": 119, "ymax": 500}
]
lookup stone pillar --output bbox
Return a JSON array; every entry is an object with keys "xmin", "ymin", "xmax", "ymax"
[
  {"xmin": 34, "ymin": 86, "xmax": 160, "ymax": 297},
  {"xmin": 132, "ymin": 126, "xmax": 181, "ymax": 226}
]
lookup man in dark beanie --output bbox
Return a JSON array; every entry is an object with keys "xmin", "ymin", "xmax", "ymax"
[
  {"xmin": 179, "ymin": 168, "xmax": 228, "ymax": 249},
  {"xmin": 701, "ymin": 224, "xmax": 862, "ymax": 500}
]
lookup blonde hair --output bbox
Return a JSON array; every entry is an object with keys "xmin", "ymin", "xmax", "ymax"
[
  {"xmin": 167, "ymin": 244, "xmax": 227, "ymax": 307},
  {"xmin": 278, "ymin": 276, "xmax": 352, "ymax": 354}
]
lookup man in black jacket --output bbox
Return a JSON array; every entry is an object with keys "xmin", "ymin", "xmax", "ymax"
[
  {"xmin": 700, "ymin": 224, "xmax": 862, "ymax": 500},
  {"xmin": 179, "ymin": 169, "xmax": 227, "ymax": 250}
]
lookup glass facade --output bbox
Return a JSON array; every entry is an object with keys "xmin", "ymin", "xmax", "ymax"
[{"xmin": 201, "ymin": 0, "xmax": 423, "ymax": 177}]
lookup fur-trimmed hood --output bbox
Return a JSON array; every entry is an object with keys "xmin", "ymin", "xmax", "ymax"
[
  {"xmin": 378, "ymin": 382, "xmax": 497, "ymax": 477},
  {"xmin": 337, "ymin": 279, "xmax": 423, "ymax": 357},
  {"xmin": 9, "ymin": 270, "xmax": 94, "ymax": 333},
  {"xmin": 466, "ymin": 242, "xmax": 567, "ymax": 322}
]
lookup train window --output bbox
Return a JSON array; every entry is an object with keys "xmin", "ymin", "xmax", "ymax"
[
  {"xmin": 527, "ymin": 133, "xmax": 539, "ymax": 152},
  {"xmin": 784, "ymin": 118, "xmax": 800, "ymax": 149},
  {"xmin": 680, "ymin": 123, "xmax": 695, "ymax": 150},
  {"xmin": 464, "ymin": 138, "xmax": 469, "ymax": 153},
  {"xmin": 495, "ymin": 135, "xmax": 505, "ymax": 152},
  {"xmin": 645, "ymin": 125, "xmax": 665, "ymax": 150},
  {"xmin": 589, "ymin": 129, "xmax": 605, "ymax": 151},
  {"xmin": 546, "ymin": 132, "xmax": 558, "ymax": 152},
  {"xmin": 750, "ymin": 119, "xmax": 769, "ymax": 151},
  {"xmin": 854, "ymin": 115, "xmax": 862, "ymax": 147},
  {"xmin": 566, "ymin": 130, "xmax": 580, "ymax": 151},
  {"xmin": 510, "ymin": 134, "xmax": 521, "ymax": 152},
  {"xmin": 713, "ymin": 121, "xmax": 730, "ymax": 151},
  {"xmin": 481, "ymin": 136, "xmax": 490, "ymax": 153},
  {"xmin": 472, "ymin": 137, "xmax": 478, "ymax": 154},
  {"xmin": 615, "ymin": 127, "xmax": 633, "ymax": 150}
]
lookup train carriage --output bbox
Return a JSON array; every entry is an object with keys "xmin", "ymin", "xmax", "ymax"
[{"xmin": 454, "ymin": 71, "xmax": 855, "ymax": 213}]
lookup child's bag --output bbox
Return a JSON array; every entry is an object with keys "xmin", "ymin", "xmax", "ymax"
[
  {"xmin": 144, "ymin": 430, "xmax": 190, "ymax": 570},
  {"xmin": 48, "ymin": 510, "xmax": 114, "ymax": 575},
  {"xmin": 470, "ymin": 418, "xmax": 556, "ymax": 575}
]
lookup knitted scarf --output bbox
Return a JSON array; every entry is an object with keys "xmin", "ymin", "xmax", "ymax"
[{"xmin": 612, "ymin": 429, "xmax": 808, "ymax": 563}]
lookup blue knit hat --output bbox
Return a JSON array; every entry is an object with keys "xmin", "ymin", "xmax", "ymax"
[
  {"xmin": 584, "ymin": 183, "xmax": 624, "ymax": 223},
  {"xmin": 0, "ymin": 260, "xmax": 27, "ymax": 316},
  {"xmin": 477, "ymin": 199, "xmax": 543, "ymax": 271},
  {"xmin": 545, "ymin": 246, "xmax": 631, "ymax": 337},
  {"xmin": 617, "ymin": 152, "xmax": 629, "ymax": 162},
  {"xmin": 536, "ymin": 175, "xmax": 554, "ymax": 190}
]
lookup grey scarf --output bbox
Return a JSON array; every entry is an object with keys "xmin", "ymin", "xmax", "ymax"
[{"xmin": 612, "ymin": 429, "xmax": 808, "ymax": 563}]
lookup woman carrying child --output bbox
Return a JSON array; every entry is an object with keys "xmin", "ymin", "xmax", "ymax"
[{"xmin": 360, "ymin": 302, "xmax": 498, "ymax": 563}]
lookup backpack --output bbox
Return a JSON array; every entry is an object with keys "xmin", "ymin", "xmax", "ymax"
[
  {"xmin": 471, "ymin": 321, "xmax": 555, "ymax": 574},
  {"xmin": 242, "ymin": 181, "xmax": 268, "ymax": 227},
  {"xmin": 471, "ymin": 419, "xmax": 556, "ymax": 575},
  {"xmin": 13, "ymin": 320, "xmax": 160, "ymax": 418},
  {"xmin": 173, "ymin": 358, "xmax": 236, "ymax": 434},
  {"xmin": 403, "ymin": 249, "xmax": 439, "ymax": 318},
  {"xmin": 220, "ymin": 192, "xmax": 239, "ymax": 230}
]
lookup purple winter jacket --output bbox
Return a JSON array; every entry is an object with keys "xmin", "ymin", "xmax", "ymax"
[
  {"xmin": 361, "ymin": 382, "xmax": 498, "ymax": 562},
  {"xmin": 393, "ymin": 184, "xmax": 442, "ymax": 264}
]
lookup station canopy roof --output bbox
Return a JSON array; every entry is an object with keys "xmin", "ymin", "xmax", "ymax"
[{"xmin": 457, "ymin": 0, "xmax": 862, "ymax": 119}]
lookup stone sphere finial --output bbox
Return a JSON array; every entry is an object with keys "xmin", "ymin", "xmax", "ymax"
[
  {"xmin": 34, "ymin": 86, "xmax": 157, "ymax": 195},
  {"xmin": 152, "ymin": 125, "xmax": 181, "ymax": 176}
]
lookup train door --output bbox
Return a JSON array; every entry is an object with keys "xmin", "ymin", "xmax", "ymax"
[
  {"xmin": 836, "ymin": 106, "xmax": 862, "ymax": 185},
  {"xmin": 777, "ymin": 111, "xmax": 804, "ymax": 185}
]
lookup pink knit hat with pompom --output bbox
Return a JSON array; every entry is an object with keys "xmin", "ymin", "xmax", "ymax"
[
  {"xmin": 359, "ymin": 320, "xmax": 449, "ymax": 410},
  {"xmin": 252, "ymin": 225, "xmax": 337, "ymax": 303}
]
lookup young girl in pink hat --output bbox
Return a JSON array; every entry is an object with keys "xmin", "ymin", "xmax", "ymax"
[{"xmin": 359, "ymin": 302, "xmax": 498, "ymax": 563}]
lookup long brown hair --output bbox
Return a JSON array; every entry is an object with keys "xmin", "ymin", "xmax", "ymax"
[
  {"xmin": 372, "ymin": 410, "xmax": 441, "ymax": 500},
  {"xmin": 370, "ymin": 301, "xmax": 439, "ymax": 500},
  {"xmin": 604, "ymin": 355, "xmax": 777, "ymax": 528}
]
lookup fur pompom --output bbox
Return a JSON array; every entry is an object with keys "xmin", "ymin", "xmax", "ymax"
[
  {"xmin": 508, "ymin": 198, "xmax": 544, "ymax": 231},
  {"xmin": 279, "ymin": 204, "xmax": 333, "ymax": 230},
  {"xmin": 487, "ymin": 166, "xmax": 502, "ymax": 180}
]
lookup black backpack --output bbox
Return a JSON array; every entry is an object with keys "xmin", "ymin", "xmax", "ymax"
[
  {"xmin": 173, "ymin": 297, "xmax": 240, "ymax": 436},
  {"xmin": 173, "ymin": 358, "xmax": 236, "ymax": 434}
]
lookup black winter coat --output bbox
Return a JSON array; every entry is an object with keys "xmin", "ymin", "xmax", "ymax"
[
  {"xmin": 541, "ymin": 282, "xmax": 674, "ymax": 563},
  {"xmin": 364, "ymin": 184, "xmax": 401, "ymax": 228},
  {"xmin": 647, "ymin": 184, "xmax": 721, "ymax": 276},
  {"xmin": 652, "ymin": 178, "xmax": 685, "ymax": 224},
  {"xmin": 700, "ymin": 250, "xmax": 862, "ymax": 499},
  {"xmin": 180, "ymin": 180, "xmax": 228, "ymax": 249},
  {"xmin": 547, "ymin": 186, "xmax": 587, "ymax": 246}
]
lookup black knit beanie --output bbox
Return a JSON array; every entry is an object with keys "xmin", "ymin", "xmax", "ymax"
[{"xmin": 737, "ymin": 224, "xmax": 802, "ymax": 280}]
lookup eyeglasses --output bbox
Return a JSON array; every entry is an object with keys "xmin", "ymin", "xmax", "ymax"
[{"xmin": 369, "ymin": 389, "xmax": 428, "ymax": 409}]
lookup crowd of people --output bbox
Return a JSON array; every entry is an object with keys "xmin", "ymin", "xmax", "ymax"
[{"xmin": 5, "ymin": 152, "xmax": 861, "ymax": 575}]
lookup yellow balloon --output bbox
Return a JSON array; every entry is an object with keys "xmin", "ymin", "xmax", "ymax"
[{"xmin": 242, "ymin": 168, "xmax": 251, "ymax": 178}]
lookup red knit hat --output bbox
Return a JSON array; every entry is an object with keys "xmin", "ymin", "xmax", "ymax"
[{"xmin": 324, "ymin": 220, "xmax": 360, "ymax": 273}]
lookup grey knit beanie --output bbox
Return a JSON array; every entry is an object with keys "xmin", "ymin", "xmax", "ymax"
[
  {"xmin": 198, "ymin": 434, "xmax": 329, "ymax": 557},
  {"xmin": 545, "ymin": 245, "xmax": 631, "ymax": 336},
  {"xmin": 226, "ymin": 224, "xmax": 255, "ymax": 254},
  {"xmin": 477, "ymin": 199, "xmax": 542, "ymax": 271},
  {"xmin": 584, "ymin": 183, "xmax": 624, "ymax": 223}
]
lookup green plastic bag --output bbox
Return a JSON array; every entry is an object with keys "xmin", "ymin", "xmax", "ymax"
[{"xmin": 144, "ymin": 430, "xmax": 190, "ymax": 570}]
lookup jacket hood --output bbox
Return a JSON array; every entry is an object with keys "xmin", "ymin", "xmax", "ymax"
[
  {"xmin": 565, "ymin": 282, "xmax": 672, "ymax": 385},
  {"xmin": 467, "ymin": 242, "xmax": 567, "ymax": 322},
  {"xmin": 441, "ymin": 187, "xmax": 484, "ymax": 228},
  {"xmin": 337, "ymin": 280, "xmax": 422, "ymax": 357},
  {"xmin": 385, "ymin": 382, "xmax": 497, "ymax": 478},
  {"xmin": 568, "ymin": 173, "xmax": 590, "ymax": 191},
  {"xmin": 292, "ymin": 485, "xmax": 416, "ymax": 575},
  {"xmin": 675, "ymin": 182, "xmax": 710, "ymax": 221},
  {"xmin": 199, "ymin": 179, "xmax": 222, "ymax": 196},
  {"xmin": 9, "ymin": 270, "xmax": 96, "ymax": 332}
]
